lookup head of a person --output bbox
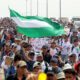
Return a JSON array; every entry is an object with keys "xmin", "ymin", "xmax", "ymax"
[
  {"xmin": 73, "ymin": 40, "xmax": 78, "ymax": 46},
  {"xmin": 5, "ymin": 43, "xmax": 11, "ymax": 51},
  {"xmin": 57, "ymin": 72, "xmax": 65, "ymax": 80},
  {"xmin": 26, "ymin": 44, "xmax": 32, "ymax": 51},
  {"xmin": 33, "ymin": 62, "xmax": 42, "ymax": 73},
  {"xmin": 64, "ymin": 69, "xmax": 77, "ymax": 80},
  {"xmin": 51, "ymin": 42, "xmax": 56, "ymax": 49},
  {"xmin": 14, "ymin": 54, "xmax": 22, "ymax": 66},
  {"xmin": 17, "ymin": 60, "xmax": 28, "ymax": 75},
  {"xmin": 15, "ymin": 38, "xmax": 21, "ymax": 45},
  {"xmin": 42, "ymin": 45, "xmax": 48, "ymax": 54},
  {"xmin": 64, "ymin": 35, "xmax": 68, "ymax": 42},
  {"xmin": 37, "ymin": 53, "xmax": 43, "ymax": 62},
  {"xmin": 69, "ymin": 53, "xmax": 76, "ymax": 62},
  {"xmin": 73, "ymin": 31, "xmax": 77, "ymax": 36},
  {"xmin": 47, "ymin": 70, "xmax": 57, "ymax": 80},
  {"xmin": 50, "ymin": 58, "xmax": 58, "ymax": 67},
  {"xmin": 28, "ymin": 51, "xmax": 35, "ymax": 60},
  {"xmin": 11, "ymin": 43, "xmax": 17, "ymax": 52}
]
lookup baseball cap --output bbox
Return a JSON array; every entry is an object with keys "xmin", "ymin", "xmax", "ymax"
[
  {"xmin": 37, "ymin": 53, "xmax": 43, "ymax": 57},
  {"xmin": 69, "ymin": 53, "xmax": 76, "ymax": 57},
  {"xmin": 17, "ymin": 60, "xmax": 27, "ymax": 67},
  {"xmin": 47, "ymin": 71, "xmax": 55, "ymax": 76},
  {"xmin": 63, "ymin": 63, "xmax": 72, "ymax": 70},
  {"xmin": 50, "ymin": 58, "xmax": 58, "ymax": 63},
  {"xmin": 42, "ymin": 45, "xmax": 48, "ymax": 49},
  {"xmin": 33, "ymin": 62, "xmax": 41, "ymax": 68},
  {"xmin": 57, "ymin": 72, "xmax": 65, "ymax": 80}
]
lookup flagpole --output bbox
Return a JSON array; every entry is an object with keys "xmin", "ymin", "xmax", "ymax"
[
  {"xmin": 37, "ymin": 0, "xmax": 38, "ymax": 16},
  {"xmin": 30, "ymin": 0, "xmax": 32, "ymax": 16},
  {"xmin": 26, "ymin": 0, "xmax": 27, "ymax": 16},
  {"xmin": 46, "ymin": 0, "xmax": 48, "ymax": 17},
  {"xmin": 59, "ymin": 0, "xmax": 61, "ymax": 21}
]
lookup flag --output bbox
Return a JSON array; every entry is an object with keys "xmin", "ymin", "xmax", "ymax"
[{"xmin": 10, "ymin": 9, "xmax": 66, "ymax": 38}]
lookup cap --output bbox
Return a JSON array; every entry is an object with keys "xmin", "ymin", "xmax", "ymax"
[
  {"xmin": 37, "ymin": 53, "xmax": 43, "ymax": 57},
  {"xmin": 33, "ymin": 62, "xmax": 41, "ymax": 68},
  {"xmin": 63, "ymin": 63, "xmax": 72, "ymax": 70},
  {"xmin": 42, "ymin": 45, "xmax": 48, "ymax": 49},
  {"xmin": 47, "ymin": 71, "xmax": 55, "ymax": 76},
  {"xmin": 11, "ymin": 43, "xmax": 17, "ymax": 48},
  {"xmin": 17, "ymin": 60, "xmax": 27, "ymax": 67},
  {"xmin": 6, "ymin": 43, "xmax": 10, "ymax": 46},
  {"xmin": 57, "ymin": 72, "xmax": 65, "ymax": 80},
  {"xmin": 50, "ymin": 58, "xmax": 58, "ymax": 63},
  {"xmin": 69, "ymin": 53, "xmax": 76, "ymax": 57}
]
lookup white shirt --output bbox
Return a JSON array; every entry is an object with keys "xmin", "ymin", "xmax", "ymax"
[
  {"xmin": 50, "ymin": 48, "xmax": 57, "ymax": 56},
  {"xmin": 61, "ymin": 41, "xmax": 71, "ymax": 55}
]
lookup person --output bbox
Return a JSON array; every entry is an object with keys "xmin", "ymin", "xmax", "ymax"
[
  {"xmin": 36, "ymin": 53, "xmax": 49, "ymax": 72},
  {"xmin": 6, "ymin": 54, "xmax": 22, "ymax": 79},
  {"xmin": 64, "ymin": 69, "xmax": 78, "ymax": 80},
  {"xmin": 72, "ymin": 40, "xmax": 80, "ymax": 61},
  {"xmin": 61, "ymin": 35, "xmax": 71, "ymax": 62},
  {"xmin": 33, "ymin": 61, "xmax": 42, "ymax": 74},
  {"xmin": 25, "ymin": 51, "xmax": 35, "ymax": 72},
  {"xmin": 50, "ymin": 42, "xmax": 62, "ymax": 57},
  {"xmin": 57, "ymin": 72, "xmax": 65, "ymax": 80},
  {"xmin": 7, "ymin": 60, "xmax": 28, "ymax": 80},
  {"xmin": 26, "ymin": 73, "xmax": 38, "ymax": 80},
  {"xmin": 50, "ymin": 58, "xmax": 62, "ymax": 73},
  {"xmin": 42, "ymin": 45, "xmax": 52, "ymax": 63},
  {"xmin": 65, "ymin": 53, "xmax": 77, "ymax": 67},
  {"xmin": 47, "ymin": 70, "xmax": 57, "ymax": 80},
  {"xmin": 70, "ymin": 31, "xmax": 78, "ymax": 44}
]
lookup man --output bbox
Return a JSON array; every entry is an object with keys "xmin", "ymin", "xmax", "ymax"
[
  {"xmin": 36, "ymin": 53, "xmax": 49, "ymax": 72},
  {"xmin": 65, "ymin": 53, "xmax": 77, "ymax": 67},
  {"xmin": 42, "ymin": 45, "xmax": 52, "ymax": 63},
  {"xmin": 64, "ymin": 69, "xmax": 77, "ymax": 80},
  {"xmin": 72, "ymin": 40, "xmax": 80, "ymax": 61},
  {"xmin": 50, "ymin": 58, "xmax": 62, "ymax": 73},
  {"xmin": 61, "ymin": 35, "xmax": 71, "ymax": 62},
  {"xmin": 7, "ymin": 60, "xmax": 28, "ymax": 80},
  {"xmin": 33, "ymin": 61, "xmax": 42, "ymax": 73},
  {"xmin": 47, "ymin": 70, "xmax": 57, "ymax": 80},
  {"xmin": 25, "ymin": 51, "xmax": 35, "ymax": 72},
  {"xmin": 57, "ymin": 72, "xmax": 65, "ymax": 80},
  {"xmin": 50, "ymin": 42, "xmax": 62, "ymax": 57},
  {"xmin": 70, "ymin": 31, "xmax": 78, "ymax": 44}
]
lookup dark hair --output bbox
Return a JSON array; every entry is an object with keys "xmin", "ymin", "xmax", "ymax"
[
  {"xmin": 14, "ymin": 54, "xmax": 22, "ymax": 63},
  {"xmin": 64, "ymin": 69, "xmax": 77, "ymax": 76}
]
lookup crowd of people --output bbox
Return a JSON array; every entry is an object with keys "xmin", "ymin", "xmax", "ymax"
[{"xmin": 0, "ymin": 17, "xmax": 80, "ymax": 80}]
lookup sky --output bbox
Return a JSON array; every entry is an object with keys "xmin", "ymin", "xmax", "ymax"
[{"xmin": 0, "ymin": 0, "xmax": 80, "ymax": 19}]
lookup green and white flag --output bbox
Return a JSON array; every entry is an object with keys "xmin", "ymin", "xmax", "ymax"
[{"xmin": 10, "ymin": 9, "xmax": 66, "ymax": 38}]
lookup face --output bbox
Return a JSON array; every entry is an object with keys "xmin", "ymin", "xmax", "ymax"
[
  {"xmin": 33, "ymin": 66, "xmax": 42, "ymax": 73},
  {"xmin": 17, "ymin": 66, "xmax": 27, "ymax": 75},
  {"xmin": 47, "ymin": 75, "xmax": 56, "ymax": 80},
  {"xmin": 51, "ymin": 43, "xmax": 56, "ymax": 48},
  {"xmin": 65, "ymin": 73, "xmax": 76, "ymax": 80},
  {"xmin": 50, "ymin": 62, "xmax": 57, "ymax": 67},
  {"xmin": 37, "ymin": 56, "xmax": 43, "ymax": 62},
  {"xmin": 29, "ymin": 55, "xmax": 34, "ymax": 60},
  {"xmin": 42, "ymin": 48, "xmax": 48, "ymax": 53}
]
